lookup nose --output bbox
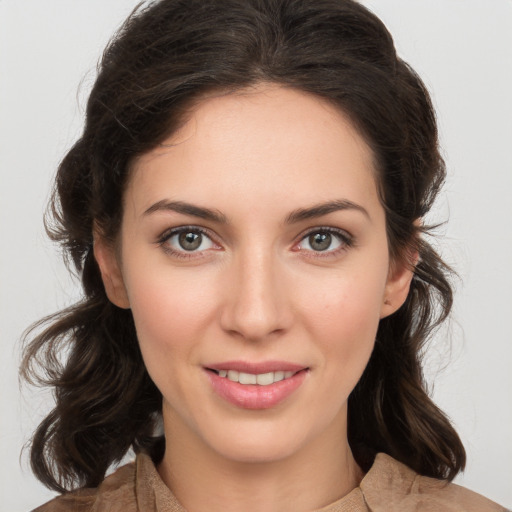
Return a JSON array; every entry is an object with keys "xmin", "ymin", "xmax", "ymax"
[{"xmin": 219, "ymin": 248, "xmax": 293, "ymax": 342}]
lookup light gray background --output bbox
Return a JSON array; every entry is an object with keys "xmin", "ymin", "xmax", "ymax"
[{"xmin": 1, "ymin": 1, "xmax": 511, "ymax": 510}]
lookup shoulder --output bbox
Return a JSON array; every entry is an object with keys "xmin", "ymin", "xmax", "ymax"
[
  {"xmin": 32, "ymin": 453, "xmax": 185, "ymax": 512},
  {"xmin": 360, "ymin": 453, "xmax": 508, "ymax": 512},
  {"xmin": 32, "ymin": 459, "xmax": 137, "ymax": 512}
]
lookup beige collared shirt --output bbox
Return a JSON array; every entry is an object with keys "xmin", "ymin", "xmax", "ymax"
[{"xmin": 33, "ymin": 452, "xmax": 507, "ymax": 511}]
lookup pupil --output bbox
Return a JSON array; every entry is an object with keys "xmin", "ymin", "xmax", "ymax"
[
  {"xmin": 310, "ymin": 232, "xmax": 331, "ymax": 251},
  {"xmin": 179, "ymin": 231, "xmax": 202, "ymax": 251}
]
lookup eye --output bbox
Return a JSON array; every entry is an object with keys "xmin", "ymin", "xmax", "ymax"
[
  {"xmin": 159, "ymin": 227, "xmax": 217, "ymax": 255},
  {"xmin": 296, "ymin": 228, "xmax": 352, "ymax": 253}
]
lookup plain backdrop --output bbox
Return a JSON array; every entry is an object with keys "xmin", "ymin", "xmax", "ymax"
[{"xmin": 1, "ymin": 1, "xmax": 511, "ymax": 510}]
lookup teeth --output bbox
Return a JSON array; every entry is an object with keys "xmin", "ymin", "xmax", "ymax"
[
  {"xmin": 217, "ymin": 369, "xmax": 298, "ymax": 385},
  {"xmin": 227, "ymin": 370, "xmax": 239, "ymax": 381},
  {"xmin": 256, "ymin": 372, "xmax": 274, "ymax": 385},
  {"xmin": 239, "ymin": 372, "xmax": 257, "ymax": 384},
  {"xmin": 274, "ymin": 371, "xmax": 284, "ymax": 382}
]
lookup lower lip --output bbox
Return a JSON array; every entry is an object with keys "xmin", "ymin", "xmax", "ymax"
[{"xmin": 206, "ymin": 370, "xmax": 308, "ymax": 410}]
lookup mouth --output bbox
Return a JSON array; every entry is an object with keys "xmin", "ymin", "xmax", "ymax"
[
  {"xmin": 207, "ymin": 368, "xmax": 300, "ymax": 386},
  {"xmin": 205, "ymin": 362, "xmax": 309, "ymax": 409}
]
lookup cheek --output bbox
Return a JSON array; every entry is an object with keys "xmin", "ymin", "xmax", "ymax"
[
  {"xmin": 124, "ymin": 266, "xmax": 223, "ymax": 416},
  {"xmin": 123, "ymin": 262, "xmax": 219, "ymax": 367},
  {"xmin": 295, "ymin": 267, "xmax": 386, "ymax": 385},
  {"xmin": 299, "ymin": 267, "xmax": 386, "ymax": 339}
]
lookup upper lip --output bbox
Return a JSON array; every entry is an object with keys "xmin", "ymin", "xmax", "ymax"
[{"xmin": 205, "ymin": 360, "xmax": 308, "ymax": 374}]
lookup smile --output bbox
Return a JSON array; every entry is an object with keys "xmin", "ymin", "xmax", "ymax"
[
  {"xmin": 212, "ymin": 369, "xmax": 297, "ymax": 386},
  {"xmin": 205, "ymin": 363, "xmax": 309, "ymax": 409}
]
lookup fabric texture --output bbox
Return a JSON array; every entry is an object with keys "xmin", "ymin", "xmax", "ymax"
[{"xmin": 33, "ymin": 453, "xmax": 507, "ymax": 512}]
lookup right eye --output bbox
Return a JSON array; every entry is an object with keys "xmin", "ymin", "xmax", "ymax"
[{"xmin": 159, "ymin": 227, "xmax": 219, "ymax": 257}]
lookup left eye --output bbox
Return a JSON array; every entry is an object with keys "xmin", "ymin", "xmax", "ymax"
[
  {"xmin": 165, "ymin": 229, "xmax": 215, "ymax": 252},
  {"xmin": 297, "ymin": 231, "xmax": 345, "ymax": 252}
]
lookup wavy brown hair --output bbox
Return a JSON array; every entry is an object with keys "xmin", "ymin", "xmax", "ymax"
[{"xmin": 21, "ymin": 0, "xmax": 465, "ymax": 493}]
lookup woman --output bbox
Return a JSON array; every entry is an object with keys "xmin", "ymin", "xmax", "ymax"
[{"xmin": 22, "ymin": 0, "xmax": 507, "ymax": 510}]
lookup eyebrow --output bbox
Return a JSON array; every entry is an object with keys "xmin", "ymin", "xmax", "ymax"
[
  {"xmin": 285, "ymin": 199, "xmax": 370, "ymax": 224},
  {"xmin": 143, "ymin": 198, "xmax": 369, "ymax": 224},
  {"xmin": 143, "ymin": 200, "xmax": 227, "ymax": 223}
]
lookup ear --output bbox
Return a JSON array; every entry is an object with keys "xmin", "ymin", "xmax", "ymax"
[
  {"xmin": 380, "ymin": 250, "xmax": 418, "ymax": 319},
  {"xmin": 93, "ymin": 233, "xmax": 130, "ymax": 309}
]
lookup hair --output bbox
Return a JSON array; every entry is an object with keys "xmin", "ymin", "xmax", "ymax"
[{"xmin": 21, "ymin": 0, "xmax": 466, "ymax": 493}]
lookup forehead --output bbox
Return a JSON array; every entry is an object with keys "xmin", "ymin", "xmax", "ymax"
[{"xmin": 127, "ymin": 85, "xmax": 379, "ymax": 217}]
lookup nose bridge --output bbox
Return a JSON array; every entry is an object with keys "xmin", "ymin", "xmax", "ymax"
[{"xmin": 221, "ymin": 244, "xmax": 290, "ymax": 340}]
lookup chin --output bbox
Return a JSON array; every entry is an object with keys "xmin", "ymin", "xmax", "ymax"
[
  {"xmin": 211, "ymin": 434, "xmax": 303, "ymax": 465},
  {"xmin": 195, "ymin": 412, "xmax": 334, "ymax": 466}
]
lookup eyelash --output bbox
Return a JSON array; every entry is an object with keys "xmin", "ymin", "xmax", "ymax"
[{"xmin": 156, "ymin": 225, "xmax": 354, "ymax": 259}]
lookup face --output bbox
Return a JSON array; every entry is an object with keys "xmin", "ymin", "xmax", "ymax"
[{"xmin": 96, "ymin": 85, "xmax": 412, "ymax": 465}]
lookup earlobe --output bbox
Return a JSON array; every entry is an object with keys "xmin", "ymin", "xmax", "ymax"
[
  {"xmin": 93, "ymin": 234, "xmax": 130, "ymax": 309},
  {"xmin": 380, "ymin": 252, "xmax": 417, "ymax": 319}
]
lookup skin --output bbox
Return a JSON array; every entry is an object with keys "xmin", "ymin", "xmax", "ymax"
[{"xmin": 95, "ymin": 85, "xmax": 414, "ymax": 512}]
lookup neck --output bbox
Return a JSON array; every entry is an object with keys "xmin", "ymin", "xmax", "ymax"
[{"xmin": 157, "ymin": 410, "xmax": 363, "ymax": 512}]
